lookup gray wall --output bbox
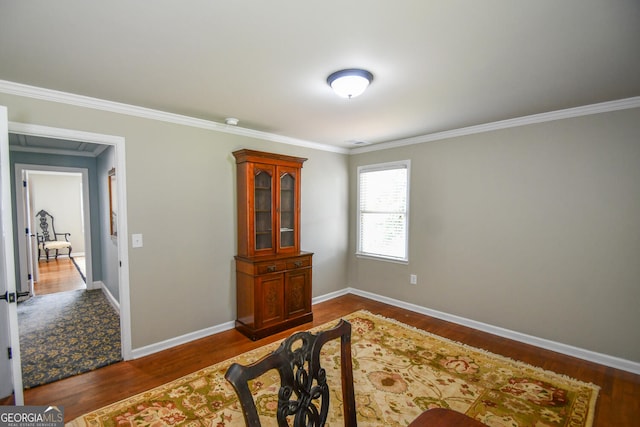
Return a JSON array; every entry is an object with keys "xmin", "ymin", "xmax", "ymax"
[
  {"xmin": 97, "ymin": 145, "xmax": 119, "ymax": 300},
  {"xmin": 1, "ymin": 92, "xmax": 350, "ymax": 349},
  {"xmin": 30, "ymin": 172, "xmax": 84, "ymax": 254},
  {"xmin": 349, "ymin": 108, "xmax": 640, "ymax": 363}
]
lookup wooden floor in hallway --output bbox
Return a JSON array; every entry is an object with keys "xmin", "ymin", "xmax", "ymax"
[{"xmin": 34, "ymin": 257, "xmax": 86, "ymax": 295}]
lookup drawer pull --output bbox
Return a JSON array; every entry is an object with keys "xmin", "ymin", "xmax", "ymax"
[
  {"xmin": 294, "ymin": 261, "xmax": 303, "ymax": 268},
  {"xmin": 267, "ymin": 265, "xmax": 277, "ymax": 273}
]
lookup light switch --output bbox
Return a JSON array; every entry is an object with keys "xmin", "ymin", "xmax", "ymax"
[{"xmin": 131, "ymin": 233, "xmax": 143, "ymax": 248}]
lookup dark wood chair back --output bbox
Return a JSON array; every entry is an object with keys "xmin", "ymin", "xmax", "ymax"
[{"xmin": 225, "ymin": 319, "xmax": 357, "ymax": 427}]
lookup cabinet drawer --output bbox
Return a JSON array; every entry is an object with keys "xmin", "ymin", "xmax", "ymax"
[
  {"xmin": 256, "ymin": 261, "xmax": 287, "ymax": 275},
  {"xmin": 286, "ymin": 257, "xmax": 311, "ymax": 270}
]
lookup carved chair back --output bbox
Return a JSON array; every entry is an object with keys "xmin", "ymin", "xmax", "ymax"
[
  {"xmin": 225, "ymin": 319, "xmax": 357, "ymax": 427},
  {"xmin": 36, "ymin": 210, "xmax": 59, "ymax": 242},
  {"xmin": 35, "ymin": 209, "xmax": 72, "ymax": 260}
]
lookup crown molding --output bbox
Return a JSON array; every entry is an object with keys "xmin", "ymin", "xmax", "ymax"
[
  {"xmin": 2, "ymin": 80, "xmax": 637, "ymax": 156},
  {"xmin": 0, "ymin": 80, "xmax": 349, "ymax": 154},
  {"xmin": 352, "ymin": 96, "xmax": 640, "ymax": 154}
]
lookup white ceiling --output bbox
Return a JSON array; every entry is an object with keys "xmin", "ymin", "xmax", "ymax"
[{"xmin": 1, "ymin": 1, "xmax": 639, "ymax": 150}]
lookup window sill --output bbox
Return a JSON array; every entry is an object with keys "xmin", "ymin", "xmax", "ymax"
[{"xmin": 356, "ymin": 253, "xmax": 409, "ymax": 265}]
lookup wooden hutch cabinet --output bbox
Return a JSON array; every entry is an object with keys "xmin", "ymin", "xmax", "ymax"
[{"xmin": 233, "ymin": 149, "xmax": 312, "ymax": 340}]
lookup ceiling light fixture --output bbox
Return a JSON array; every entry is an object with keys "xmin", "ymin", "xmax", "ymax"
[
  {"xmin": 327, "ymin": 69, "xmax": 373, "ymax": 99},
  {"xmin": 225, "ymin": 117, "xmax": 239, "ymax": 126}
]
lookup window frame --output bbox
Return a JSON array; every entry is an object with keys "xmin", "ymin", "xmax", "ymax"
[{"xmin": 356, "ymin": 160, "xmax": 410, "ymax": 263}]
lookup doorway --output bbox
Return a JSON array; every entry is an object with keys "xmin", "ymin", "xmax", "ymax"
[
  {"xmin": 3, "ymin": 121, "xmax": 132, "ymax": 401},
  {"xmin": 12, "ymin": 148, "xmax": 119, "ymax": 388},
  {"xmin": 15, "ymin": 167, "xmax": 92, "ymax": 298}
]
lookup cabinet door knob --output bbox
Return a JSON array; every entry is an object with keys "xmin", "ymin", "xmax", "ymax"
[{"xmin": 267, "ymin": 265, "xmax": 277, "ymax": 272}]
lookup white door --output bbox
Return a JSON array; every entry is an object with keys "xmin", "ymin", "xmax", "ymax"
[{"xmin": 0, "ymin": 105, "xmax": 24, "ymax": 403}]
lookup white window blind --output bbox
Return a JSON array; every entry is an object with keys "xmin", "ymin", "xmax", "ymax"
[{"xmin": 357, "ymin": 160, "xmax": 410, "ymax": 262}]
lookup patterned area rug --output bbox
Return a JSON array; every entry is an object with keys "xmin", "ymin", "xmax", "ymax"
[
  {"xmin": 18, "ymin": 289, "xmax": 122, "ymax": 388},
  {"xmin": 66, "ymin": 310, "xmax": 598, "ymax": 427}
]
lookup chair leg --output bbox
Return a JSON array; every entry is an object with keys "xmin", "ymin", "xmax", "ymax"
[{"xmin": 45, "ymin": 248, "xmax": 49, "ymax": 261}]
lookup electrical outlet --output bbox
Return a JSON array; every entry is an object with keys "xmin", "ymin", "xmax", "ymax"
[{"xmin": 410, "ymin": 274, "xmax": 417, "ymax": 285}]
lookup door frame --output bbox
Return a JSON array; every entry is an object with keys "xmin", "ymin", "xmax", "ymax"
[
  {"xmin": 0, "ymin": 107, "xmax": 22, "ymax": 402},
  {"xmin": 8, "ymin": 121, "xmax": 132, "ymax": 361},
  {"xmin": 15, "ymin": 166, "xmax": 94, "ymax": 294}
]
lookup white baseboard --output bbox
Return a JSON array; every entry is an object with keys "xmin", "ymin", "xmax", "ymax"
[
  {"xmin": 347, "ymin": 287, "xmax": 640, "ymax": 375},
  {"xmin": 131, "ymin": 321, "xmax": 236, "ymax": 359},
  {"xmin": 86, "ymin": 280, "xmax": 100, "ymax": 291},
  {"xmin": 128, "ymin": 287, "xmax": 640, "ymax": 375},
  {"xmin": 312, "ymin": 288, "xmax": 351, "ymax": 304},
  {"xmin": 38, "ymin": 254, "xmax": 71, "ymax": 261},
  {"xmin": 129, "ymin": 290, "xmax": 351, "ymax": 359},
  {"xmin": 97, "ymin": 281, "xmax": 120, "ymax": 314}
]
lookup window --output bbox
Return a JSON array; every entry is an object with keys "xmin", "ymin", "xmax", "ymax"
[{"xmin": 357, "ymin": 160, "xmax": 410, "ymax": 262}]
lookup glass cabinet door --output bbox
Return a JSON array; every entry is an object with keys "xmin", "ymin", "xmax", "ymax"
[
  {"xmin": 233, "ymin": 149, "xmax": 306, "ymax": 258},
  {"xmin": 254, "ymin": 169, "xmax": 273, "ymax": 251},
  {"xmin": 279, "ymin": 172, "xmax": 295, "ymax": 249}
]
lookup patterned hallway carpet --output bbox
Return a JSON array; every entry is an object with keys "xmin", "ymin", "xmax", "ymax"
[
  {"xmin": 18, "ymin": 289, "xmax": 122, "ymax": 388},
  {"xmin": 67, "ymin": 310, "xmax": 598, "ymax": 427}
]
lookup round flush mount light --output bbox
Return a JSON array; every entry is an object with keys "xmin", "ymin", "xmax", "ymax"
[
  {"xmin": 327, "ymin": 69, "xmax": 374, "ymax": 99},
  {"xmin": 225, "ymin": 117, "xmax": 239, "ymax": 126}
]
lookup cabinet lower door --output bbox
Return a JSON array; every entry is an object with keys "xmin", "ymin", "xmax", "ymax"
[
  {"xmin": 285, "ymin": 268, "xmax": 311, "ymax": 318},
  {"xmin": 256, "ymin": 274, "xmax": 285, "ymax": 328}
]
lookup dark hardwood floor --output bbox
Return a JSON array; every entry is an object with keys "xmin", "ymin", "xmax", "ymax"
[{"xmin": 2, "ymin": 294, "xmax": 638, "ymax": 425}]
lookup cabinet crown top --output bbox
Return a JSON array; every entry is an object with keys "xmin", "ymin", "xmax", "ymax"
[{"xmin": 233, "ymin": 149, "xmax": 307, "ymax": 166}]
